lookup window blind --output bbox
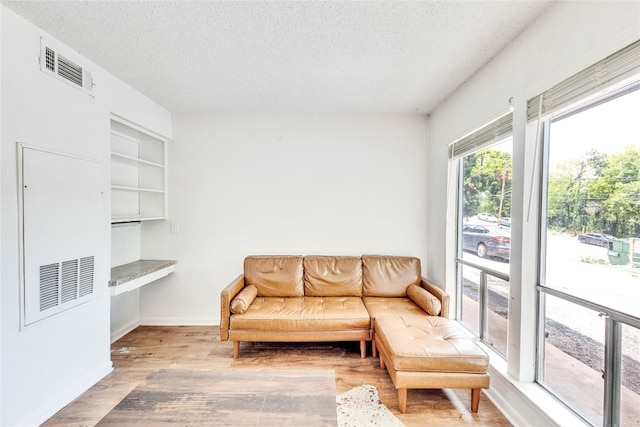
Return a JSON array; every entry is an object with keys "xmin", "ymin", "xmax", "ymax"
[
  {"xmin": 448, "ymin": 112, "xmax": 513, "ymax": 159},
  {"xmin": 527, "ymin": 39, "xmax": 640, "ymax": 122}
]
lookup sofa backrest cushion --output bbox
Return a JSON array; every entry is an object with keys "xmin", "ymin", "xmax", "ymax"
[
  {"xmin": 362, "ymin": 255, "xmax": 421, "ymax": 297},
  {"xmin": 244, "ymin": 255, "xmax": 304, "ymax": 297},
  {"xmin": 303, "ymin": 256, "xmax": 363, "ymax": 297}
]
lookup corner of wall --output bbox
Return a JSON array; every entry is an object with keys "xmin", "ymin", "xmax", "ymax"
[{"xmin": 15, "ymin": 362, "xmax": 113, "ymax": 427}]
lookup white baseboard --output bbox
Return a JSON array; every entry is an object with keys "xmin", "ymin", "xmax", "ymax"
[
  {"xmin": 479, "ymin": 349, "xmax": 588, "ymax": 427},
  {"xmin": 484, "ymin": 365, "xmax": 554, "ymax": 426},
  {"xmin": 20, "ymin": 362, "xmax": 113, "ymax": 427},
  {"xmin": 447, "ymin": 321, "xmax": 588, "ymax": 427},
  {"xmin": 111, "ymin": 319, "xmax": 141, "ymax": 343}
]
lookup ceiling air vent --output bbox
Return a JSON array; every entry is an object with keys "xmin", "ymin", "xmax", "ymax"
[
  {"xmin": 40, "ymin": 39, "xmax": 94, "ymax": 93},
  {"xmin": 57, "ymin": 55, "xmax": 84, "ymax": 87}
]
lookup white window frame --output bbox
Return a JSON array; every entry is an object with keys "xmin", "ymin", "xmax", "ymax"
[
  {"xmin": 529, "ymin": 40, "xmax": 640, "ymax": 424},
  {"xmin": 451, "ymin": 114, "xmax": 513, "ymax": 357}
]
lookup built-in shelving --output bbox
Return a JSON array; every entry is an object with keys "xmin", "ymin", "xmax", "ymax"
[{"xmin": 110, "ymin": 115, "xmax": 168, "ymax": 223}]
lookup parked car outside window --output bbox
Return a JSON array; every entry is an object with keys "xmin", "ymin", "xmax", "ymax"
[
  {"xmin": 577, "ymin": 232, "xmax": 617, "ymax": 247},
  {"xmin": 462, "ymin": 224, "xmax": 510, "ymax": 260},
  {"xmin": 477, "ymin": 213, "xmax": 498, "ymax": 223},
  {"xmin": 499, "ymin": 217, "xmax": 511, "ymax": 227}
]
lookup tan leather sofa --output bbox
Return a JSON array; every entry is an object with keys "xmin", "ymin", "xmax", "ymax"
[
  {"xmin": 220, "ymin": 254, "xmax": 490, "ymax": 413},
  {"xmin": 220, "ymin": 254, "xmax": 443, "ymax": 359}
]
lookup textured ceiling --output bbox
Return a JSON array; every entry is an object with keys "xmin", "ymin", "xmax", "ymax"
[{"xmin": 2, "ymin": 1, "xmax": 553, "ymax": 114}]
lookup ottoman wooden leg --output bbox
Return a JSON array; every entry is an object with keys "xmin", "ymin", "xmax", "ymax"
[
  {"xmin": 398, "ymin": 388, "xmax": 407, "ymax": 413},
  {"xmin": 233, "ymin": 341, "xmax": 240, "ymax": 359},
  {"xmin": 360, "ymin": 340, "xmax": 367, "ymax": 358},
  {"xmin": 471, "ymin": 388, "xmax": 481, "ymax": 413}
]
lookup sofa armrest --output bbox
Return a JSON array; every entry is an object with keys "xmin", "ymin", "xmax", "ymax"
[
  {"xmin": 220, "ymin": 274, "xmax": 245, "ymax": 341},
  {"xmin": 420, "ymin": 278, "xmax": 450, "ymax": 319}
]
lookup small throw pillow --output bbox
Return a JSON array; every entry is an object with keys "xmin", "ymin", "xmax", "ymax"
[
  {"xmin": 230, "ymin": 285, "xmax": 258, "ymax": 314},
  {"xmin": 406, "ymin": 284, "xmax": 442, "ymax": 316}
]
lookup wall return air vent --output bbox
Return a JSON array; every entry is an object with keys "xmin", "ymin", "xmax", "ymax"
[
  {"xmin": 40, "ymin": 38, "xmax": 94, "ymax": 93},
  {"xmin": 39, "ymin": 256, "xmax": 95, "ymax": 311}
]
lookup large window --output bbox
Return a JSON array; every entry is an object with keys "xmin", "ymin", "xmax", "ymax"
[
  {"xmin": 537, "ymin": 82, "xmax": 640, "ymax": 426},
  {"xmin": 453, "ymin": 117, "xmax": 512, "ymax": 358},
  {"xmin": 445, "ymin": 39, "xmax": 640, "ymax": 427}
]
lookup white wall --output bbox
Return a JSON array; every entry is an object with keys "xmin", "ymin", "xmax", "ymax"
[
  {"xmin": 427, "ymin": 0, "xmax": 640, "ymax": 289},
  {"xmin": 109, "ymin": 223, "xmax": 142, "ymax": 342},
  {"xmin": 0, "ymin": 10, "xmax": 110, "ymax": 426},
  {"xmin": 138, "ymin": 113, "xmax": 429, "ymax": 325},
  {"xmin": 0, "ymin": 7, "xmax": 171, "ymax": 426},
  {"xmin": 427, "ymin": 1, "xmax": 640, "ymax": 425},
  {"xmin": 0, "ymin": 6, "xmax": 4, "ymax": 424}
]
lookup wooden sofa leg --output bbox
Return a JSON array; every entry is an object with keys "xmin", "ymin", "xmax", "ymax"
[
  {"xmin": 233, "ymin": 341, "xmax": 239, "ymax": 359},
  {"xmin": 360, "ymin": 340, "xmax": 367, "ymax": 358},
  {"xmin": 398, "ymin": 388, "xmax": 407, "ymax": 413},
  {"xmin": 372, "ymin": 340, "xmax": 377, "ymax": 358},
  {"xmin": 471, "ymin": 388, "xmax": 481, "ymax": 413}
]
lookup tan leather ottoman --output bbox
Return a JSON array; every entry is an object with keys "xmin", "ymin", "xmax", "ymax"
[{"xmin": 374, "ymin": 315, "xmax": 490, "ymax": 413}]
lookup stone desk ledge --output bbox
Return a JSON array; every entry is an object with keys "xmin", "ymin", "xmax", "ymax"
[{"xmin": 110, "ymin": 260, "xmax": 177, "ymax": 296}]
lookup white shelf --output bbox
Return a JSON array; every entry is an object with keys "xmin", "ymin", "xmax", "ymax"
[
  {"xmin": 111, "ymin": 215, "xmax": 167, "ymax": 224},
  {"xmin": 110, "ymin": 116, "xmax": 168, "ymax": 223},
  {"xmin": 110, "ymin": 129, "xmax": 141, "ymax": 144},
  {"xmin": 111, "ymin": 152, "xmax": 164, "ymax": 168},
  {"xmin": 111, "ymin": 185, "xmax": 165, "ymax": 193}
]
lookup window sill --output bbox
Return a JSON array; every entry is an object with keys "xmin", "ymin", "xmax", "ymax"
[{"xmin": 450, "ymin": 320, "xmax": 589, "ymax": 427}]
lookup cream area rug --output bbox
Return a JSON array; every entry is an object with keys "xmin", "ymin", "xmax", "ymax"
[{"xmin": 336, "ymin": 385, "xmax": 405, "ymax": 427}]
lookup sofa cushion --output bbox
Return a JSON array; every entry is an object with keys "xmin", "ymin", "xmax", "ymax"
[
  {"xmin": 304, "ymin": 256, "xmax": 363, "ymax": 297},
  {"xmin": 375, "ymin": 315, "xmax": 489, "ymax": 373},
  {"xmin": 229, "ymin": 297, "xmax": 371, "ymax": 331},
  {"xmin": 230, "ymin": 285, "xmax": 258, "ymax": 314},
  {"xmin": 406, "ymin": 284, "xmax": 442, "ymax": 316},
  {"xmin": 363, "ymin": 297, "xmax": 427, "ymax": 321},
  {"xmin": 362, "ymin": 255, "xmax": 421, "ymax": 297},
  {"xmin": 244, "ymin": 255, "xmax": 304, "ymax": 297}
]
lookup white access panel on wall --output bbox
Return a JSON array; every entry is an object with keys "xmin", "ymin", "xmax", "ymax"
[{"xmin": 19, "ymin": 144, "xmax": 105, "ymax": 326}]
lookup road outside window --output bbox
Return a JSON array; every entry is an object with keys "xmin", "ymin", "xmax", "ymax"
[{"xmin": 458, "ymin": 138, "xmax": 512, "ymax": 357}]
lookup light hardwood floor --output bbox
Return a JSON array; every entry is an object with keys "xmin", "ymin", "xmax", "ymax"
[{"xmin": 43, "ymin": 326, "xmax": 511, "ymax": 426}]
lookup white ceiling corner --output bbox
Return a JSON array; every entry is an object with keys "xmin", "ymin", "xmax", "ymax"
[{"xmin": 1, "ymin": 1, "xmax": 553, "ymax": 114}]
